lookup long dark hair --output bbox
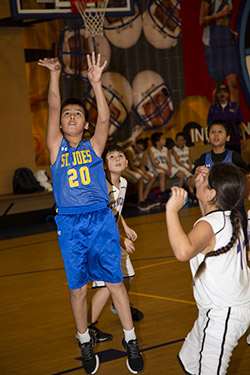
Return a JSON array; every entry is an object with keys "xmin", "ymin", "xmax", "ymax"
[{"xmin": 195, "ymin": 163, "xmax": 247, "ymax": 279}]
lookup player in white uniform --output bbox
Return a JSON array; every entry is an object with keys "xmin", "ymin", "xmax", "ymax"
[
  {"xmin": 171, "ymin": 132, "xmax": 193, "ymax": 178},
  {"xmin": 147, "ymin": 132, "xmax": 185, "ymax": 203},
  {"xmin": 87, "ymin": 145, "xmax": 144, "ymax": 343},
  {"xmin": 166, "ymin": 162, "xmax": 250, "ymax": 374},
  {"xmin": 167, "ymin": 133, "xmax": 196, "ymax": 203},
  {"xmin": 122, "ymin": 138, "xmax": 156, "ymax": 211},
  {"xmin": 246, "ymin": 208, "xmax": 250, "ymax": 346}
]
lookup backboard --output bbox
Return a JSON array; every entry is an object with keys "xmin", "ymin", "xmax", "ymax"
[{"xmin": 9, "ymin": 0, "xmax": 135, "ymax": 20}]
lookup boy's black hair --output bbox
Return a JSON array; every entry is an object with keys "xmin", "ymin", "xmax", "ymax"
[
  {"xmin": 151, "ymin": 132, "xmax": 163, "ymax": 147},
  {"xmin": 60, "ymin": 98, "xmax": 88, "ymax": 120},
  {"xmin": 207, "ymin": 119, "xmax": 231, "ymax": 136},
  {"xmin": 102, "ymin": 144, "xmax": 126, "ymax": 162},
  {"xmin": 165, "ymin": 137, "xmax": 175, "ymax": 150},
  {"xmin": 136, "ymin": 137, "xmax": 149, "ymax": 151},
  {"xmin": 175, "ymin": 132, "xmax": 186, "ymax": 141}
]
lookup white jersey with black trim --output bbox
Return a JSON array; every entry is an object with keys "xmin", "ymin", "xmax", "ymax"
[
  {"xmin": 247, "ymin": 209, "xmax": 250, "ymax": 242},
  {"xmin": 173, "ymin": 145, "xmax": 190, "ymax": 169},
  {"xmin": 147, "ymin": 146, "xmax": 168, "ymax": 171},
  {"xmin": 190, "ymin": 210, "xmax": 250, "ymax": 310},
  {"xmin": 107, "ymin": 176, "xmax": 127, "ymax": 222}
]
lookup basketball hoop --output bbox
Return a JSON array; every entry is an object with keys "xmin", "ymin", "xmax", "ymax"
[{"xmin": 72, "ymin": 0, "xmax": 109, "ymax": 38}]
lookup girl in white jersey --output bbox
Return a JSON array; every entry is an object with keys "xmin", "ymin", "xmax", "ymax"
[{"xmin": 166, "ymin": 163, "xmax": 250, "ymax": 375}]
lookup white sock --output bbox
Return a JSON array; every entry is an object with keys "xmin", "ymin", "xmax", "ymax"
[
  {"xmin": 123, "ymin": 327, "xmax": 136, "ymax": 343},
  {"xmin": 77, "ymin": 329, "xmax": 91, "ymax": 344}
]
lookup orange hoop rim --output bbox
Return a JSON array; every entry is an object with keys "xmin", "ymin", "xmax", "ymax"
[{"xmin": 73, "ymin": 0, "xmax": 106, "ymax": 10}]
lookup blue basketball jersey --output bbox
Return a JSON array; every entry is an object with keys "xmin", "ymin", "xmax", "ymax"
[
  {"xmin": 205, "ymin": 150, "xmax": 232, "ymax": 169},
  {"xmin": 51, "ymin": 137, "xmax": 109, "ymax": 208}
]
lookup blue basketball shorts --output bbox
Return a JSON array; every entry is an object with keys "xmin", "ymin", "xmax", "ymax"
[
  {"xmin": 204, "ymin": 43, "xmax": 238, "ymax": 83},
  {"xmin": 54, "ymin": 206, "xmax": 123, "ymax": 290}
]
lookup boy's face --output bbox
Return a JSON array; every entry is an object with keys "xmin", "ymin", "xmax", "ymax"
[
  {"xmin": 60, "ymin": 104, "xmax": 88, "ymax": 136},
  {"xmin": 208, "ymin": 124, "xmax": 230, "ymax": 147},
  {"xmin": 158, "ymin": 135, "xmax": 166, "ymax": 147},
  {"xmin": 176, "ymin": 136, "xmax": 185, "ymax": 148},
  {"xmin": 105, "ymin": 150, "xmax": 128, "ymax": 175},
  {"xmin": 216, "ymin": 86, "xmax": 229, "ymax": 103},
  {"xmin": 134, "ymin": 143, "xmax": 145, "ymax": 154}
]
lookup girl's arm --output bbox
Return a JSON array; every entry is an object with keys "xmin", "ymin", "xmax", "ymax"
[{"xmin": 166, "ymin": 187, "xmax": 214, "ymax": 261}]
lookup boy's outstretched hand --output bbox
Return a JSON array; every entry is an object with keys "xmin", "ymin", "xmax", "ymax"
[
  {"xmin": 38, "ymin": 58, "xmax": 61, "ymax": 72},
  {"xmin": 87, "ymin": 52, "xmax": 107, "ymax": 84}
]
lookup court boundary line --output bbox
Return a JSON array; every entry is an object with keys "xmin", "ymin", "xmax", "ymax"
[{"xmin": 51, "ymin": 338, "xmax": 185, "ymax": 375}]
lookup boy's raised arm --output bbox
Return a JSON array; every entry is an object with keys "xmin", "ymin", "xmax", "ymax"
[
  {"xmin": 88, "ymin": 53, "xmax": 109, "ymax": 157},
  {"xmin": 38, "ymin": 58, "xmax": 62, "ymax": 164}
]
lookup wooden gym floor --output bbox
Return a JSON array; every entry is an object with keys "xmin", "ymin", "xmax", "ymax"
[{"xmin": 0, "ymin": 204, "xmax": 250, "ymax": 375}]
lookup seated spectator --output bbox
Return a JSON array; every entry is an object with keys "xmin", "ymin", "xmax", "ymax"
[
  {"xmin": 147, "ymin": 132, "xmax": 185, "ymax": 203},
  {"xmin": 122, "ymin": 138, "xmax": 158, "ymax": 211},
  {"xmin": 172, "ymin": 133, "xmax": 193, "ymax": 173},
  {"xmin": 167, "ymin": 133, "xmax": 195, "ymax": 202}
]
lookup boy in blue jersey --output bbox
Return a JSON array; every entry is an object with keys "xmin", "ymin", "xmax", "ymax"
[
  {"xmin": 38, "ymin": 54, "xmax": 144, "ymax": 375},
  {"xmin": 189, "ymin": 119, "xmax": 248, "ymax": 193},
  {"xmin": 192, "ymin": 119, "xmax": 248, "ymax": 175},
  {"xmin": 191, "ymin": 119, "xmax": 249, "ymax": 244}
]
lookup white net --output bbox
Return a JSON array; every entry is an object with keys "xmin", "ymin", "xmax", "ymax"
[{"xmin": 75, "ymin": 0, "xmax": 109, "ymax": 38}]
